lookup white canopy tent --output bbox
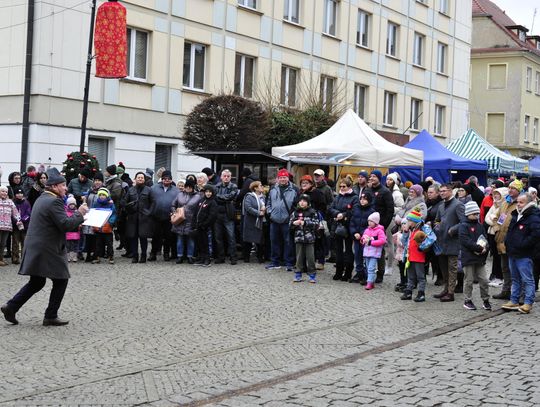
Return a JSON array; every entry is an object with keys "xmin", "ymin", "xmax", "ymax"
[{"xmin": 272, "ymin": 109, "xmax": 424, "ymax": 168}]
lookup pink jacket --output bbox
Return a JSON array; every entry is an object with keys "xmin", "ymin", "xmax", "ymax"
[
  {"xmin": 65, "ymin": 207, "xmax": 80, "ymax": 241},
  {"xmin": 362, "ymin": 224, "xmax": 386, "ymax": 258}
]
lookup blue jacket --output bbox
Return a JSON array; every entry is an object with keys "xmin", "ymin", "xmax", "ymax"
[
  {"xmin": 92, "ymin": 197, "xmax": 117, "ymax": 226},
  {"xmin": 349, "ymin": 203, "xmax": 375, "ymax": 236},
  {"xmin": 151, "ymin": 183, "xmax": 178, "ymax": 220},
  {"xmin": 505, "ymin": 203, "xmax": 540, "ymax": 258},
  {"xmin": 267, "ymin": 183, "xmax": 298, "ymax": 224}
]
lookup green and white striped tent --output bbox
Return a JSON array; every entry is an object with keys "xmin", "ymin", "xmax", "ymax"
[{"xmin": 447, "ymin": 129, "xmax": 528, "ymax": 174}]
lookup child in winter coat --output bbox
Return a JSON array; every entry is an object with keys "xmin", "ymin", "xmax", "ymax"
[
  {"xmin": 393, "ymin": 218, "xmax": 409, "ymax": 292},
  {"xmin": 290, "ymin": 194, "xmax": 319, "ymax": 283},
  {"xmin": 11, "ymin": 187, "xmax": 31, "ymax": 265},
  {"xmin": 65, "ymin": 195, "xmax": 80, "ymax": 262},
  {"xmin": 193, "ymin": 184, "xmax": 218, "ymax": 266},
  {"xmin": 400, "ymin": 210, "xmax": 427, "ymax": 302},
  {"xmin": 361, "ymin": 212, "xmax": 387, "ymax": 290},
  {"xmin": 92, "ymin": 187, "xmax": 117, "ymax": 264},
  {"xmin": 0, "ymin": 185, "xmax": 22, "ymax": 266},
  {"xmin": 349, "ymin": 192, "xmax": 375, "ymax": 284},
  {"xmin": 459, "ymin": 201, "xmax": 491, "ymax": 311}
]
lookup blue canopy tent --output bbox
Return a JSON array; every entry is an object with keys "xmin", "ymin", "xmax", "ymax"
[
  {"xmin": 390, "ymin": 130, "xmax": 488, "ymax": 184},
  {"xmin": 529, "ymin": 156, "xmax": 540, "ymax": 177}
]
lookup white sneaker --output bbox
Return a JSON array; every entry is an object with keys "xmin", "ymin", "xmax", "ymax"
[
  {"xmin": 384, "ymin": 267, "xmax": 393, "ymax": 276},
  {"xmin": 488, "ymin": 279, "xmax": 503, "ymax": 287}
]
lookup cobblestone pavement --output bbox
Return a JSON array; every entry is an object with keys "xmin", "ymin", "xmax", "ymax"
[{"xmin": 0, "ymin": 253, "xmax": 536, "ymax": 406}]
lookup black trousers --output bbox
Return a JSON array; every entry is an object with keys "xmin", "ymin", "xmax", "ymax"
[
  {"xmin": 151, "ymin": 218, "xmax": 175, "ymax": 257},
  {"xmin": 195, "ymin": 228, "xmax": 210, "ymax": 261},
  {"xmin": 96, "ymin": 233, "xmax": 114, "ymax": 258},
  {"xmin": 7, "ymin": 276, "xmax": 68, "ymax": 319}
]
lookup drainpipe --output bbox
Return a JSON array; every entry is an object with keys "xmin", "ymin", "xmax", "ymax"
[{"xmin": 20, "ymin": 0, "xmax": 35, "ymax": 172}]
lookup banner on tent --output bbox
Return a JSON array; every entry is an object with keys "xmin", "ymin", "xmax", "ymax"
[{"xmin": 278, "ymin": 152, "xmax": 355, "ymax": 163}]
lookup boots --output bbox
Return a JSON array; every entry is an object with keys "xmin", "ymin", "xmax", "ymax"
[
  {"xmin": 333, "ymin": 262, "xmax": 344, "ymax": 280},
  {"xmin": 414, "ymin": 291, "xmax": 426, "ymax": 302},
  {"xmin": 401, "ymin": 290, "xmax": 412, "ymax": 300},
  {"xmin": 433, "ymin": 290, "xmax": 448, "ymax": 299},
  {"xmin": 139, "ymin": 253, "xmax": 147, "ymax": 263},
  {"xmin": 440, "ymin": 293, "xmax": 455, "ymax": 302},
  {"xmin": 0, "ymin": 255, "xmax": 6, "ymax": 267},
  {"xmin": 492, "ymin": 291, "xmax": 511, "ymax": 300},
  {"xmin": 341, "ymin": 264, "xmax": 353, "ymax": 281},
  {"xmin": 454, "ymin": 273, "xmax": 464, "ymax": 293}
]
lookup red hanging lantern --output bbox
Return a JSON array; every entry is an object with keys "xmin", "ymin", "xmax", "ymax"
[{"xmin": 94, "ymin": 1, "xmax": 127, "ymax": 78}]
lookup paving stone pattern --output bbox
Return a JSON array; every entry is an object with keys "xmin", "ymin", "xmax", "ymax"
[{"xmin": 0, "ymin": 255, "xmax": 534, "ymax": 406}]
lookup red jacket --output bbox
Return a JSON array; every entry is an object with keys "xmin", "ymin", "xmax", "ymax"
[
  {"xmin": 408, "ymin": 228, "xmax": 426, "ymax": 263},
  {"xmin": 480, "ymin": 195, "xmax": 493, "ymax": 224}
]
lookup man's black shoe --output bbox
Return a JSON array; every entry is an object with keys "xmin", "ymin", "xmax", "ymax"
[
  {"xmin": 147, "ymin": 254, "xmax": 157, "ymax": 262},
  {"xmin": 1, "ymin": 305, "xmax": 18, "ymax": 325},
  {"xmin": 214, "ymin": 258, "xmax": 225, "ymax": 264},
  {"xmin": 43, "ymin": 318, "xmax": 69, "ymax": 326}
]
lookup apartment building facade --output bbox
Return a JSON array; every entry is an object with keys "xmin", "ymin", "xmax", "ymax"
[
  {"xmin": 470, "ymin": 0, "xmax": 540, "ymax": 158},
  {"xmin": 0, "ymin": 0, "xmax": 471, "ymax": 179}
]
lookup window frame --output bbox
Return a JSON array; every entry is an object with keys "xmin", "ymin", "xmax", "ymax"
[
  {"xmin": 320, "ymin": 75, "xmax": 335, "ymax": 111},
  {"xmin": 183, "ymin": 41, "xmax": 206, "ymax": 91},
  {"xmin": 356, "ymin": 10, "xmax": 369, "ymax": 48},
  {"xmin": 323, "ymin": 0, "xmax": 337, "ymax": 36},
  {"xmin": 525, "ymin": 115, "xmax": 530, "ymax": 142},
  {"xmin": 434, "ymin": 104, "xmax": 445, "ymax": 135},
  {"xmin": 437, "ymin": 42, "xmax": 447, "ymax": 74},
  {"xmin": 284, "ymin": 0, "xmax": 300, "ymax": 24},
  {"xmin": 526, "ymin": 67, "xmax": 532, "ymax": 92},
  {"xmin": 280, "ymin": 65, "xmax": 298, "ymax": 107},
  {"xmin": 126, "ymin": 27, "xmax": 149, "ymax": 81},
  {"xmin": 534, "ymin": 118, "xmax": 539, "ymax": 144},
  {"xmin": 238, "ymin": 0, "xmax": 257, "ymax": 10},
  {"xmin": 234, "ymin": 54, "xmax": 255, "ymax": 98},
  {"xmin": 536, "ymin": 71, "xmax": 540, "ymax": 94},
  {"xmin": 439, "ymin": 0, "xmax": 448, "ymax": 14},
  {"xmin": 386, "ymin": 22, "xmax": 398, "ymax": 57},
  {"xmin": 383, "ymin": 91, "xmax": 396, "ymax": 126},
  {"xmin": 353, "ymin": 83, "xmax": 367, "ymax": 119},
  {"xmin": 413, "ymin": 32, "xmax": 425, "ymax": 66},
  {"xmin": 410, "ymin": 98, "xmax": 423, "ymax": 131}
]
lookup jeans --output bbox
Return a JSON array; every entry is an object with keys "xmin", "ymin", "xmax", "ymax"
[
  {"xmin": 501, "ymin": 254, "xmax": 512, "ymax": 292},
  {"xmin": 509, "ymin": 257, "xmax": 536, "ymax": 305},
  {"xmin": 365, "ymin": 257, "xmax": 378, "ymax": 283},
  {"xmin": 177, "ymin": 234, "xmax": 195, "ymax": 258},
  {"xmin": 214, "ymin": 214, "xmax": 237, "ymax": 260},
  {"xmin": 353, "ymin": 240, "xmax": 365, "ymax": 275},
  {"xmin": 270, "ymin": 222, "xmax": 294, "ymax": 267},
  {"xmin": 7, "ymin": 276, "xmax": 68, "ymax": 319}
]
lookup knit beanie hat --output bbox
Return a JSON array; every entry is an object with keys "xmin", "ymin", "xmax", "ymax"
[
  {"xmin": 161, "ymin": 170, "xmax": 172, "ymax": 179},
  {"xmin": 145, "ymin": 168, "xmax": 154, "ymax": 178},
  {"xmin": 464, "ymin": 201, "xmax": 480, "ymax": 216},
  {"xmin": 387, "ymin": 172, "xmax": 400, "ymax": 185},
  {"xmin": 14, "ymin": 187, "xmax": 24, "ymax": 195},
  {"xmin": 406, "ymin": 210, "xmax": 423, "ymax": 223},
  {"xmin": 80, "ymin": 168, "xmax": 92, "ymax": 178},
  {"xmin": 298, "ymin": 194, "xmax": 311, "ymax": 205},
  {"xmin": 357, "ymin": 170, "xmax": 369, "ymax": 179},
  {"xmin": 105, "ymin": 164, "xmax": 117, "ymax": 176},
  {"xmin": 370, "ymin": 170, "xmax": 383, "ymax": 181},
  {"xmin": 409, "ymin": 184, "xmax": 424, "ymax": 197},
  {"xmin": 97, "ymin": 187, "xmax": 110, "ymax": 198},
  {"xmin": 492, "ymin": 179, "xmax": 504, "ymax": 189},
  {"xmin": 508, "ymin": 179, "xmax": 523, "ymax": 192},
  {"xmin": 202, "ymin": 184, "xmax": 215, "ymax": 194},
  {"xmin": 185, "ymin": 179, "xmax": 196, "ymax": 189},
  {"xmin": 66, "ymin": 195, "xmax": 77, "ymax": 206},
  {"xmin": 94, "ymin": 172, "xmax": 104, "ymax": 182},
  {"xmin": 300, "ymin": 174, "xmax": 314, "ymax": 184},
  {"xmin": 404, "ymin": 181, "xmax": 413, "ymax": 188},
  {"xmin": 201, "ymin": 167, "xmax": 215, "ymax": 177},
  {"xmin": 368, "ymin": 212, "xmax": 380, "ymax": 224},
  {"xmin": 360, "ymin": 192, "xmax": 373, "ymax": 204},
  {"xmin": 277, "ymin": 169, "xmax": 289, "ymax": 178}
]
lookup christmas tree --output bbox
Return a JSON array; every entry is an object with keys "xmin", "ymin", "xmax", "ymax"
[{"xmin": 62, "ymin": 151, "xmax": 100, "ymax": 183}]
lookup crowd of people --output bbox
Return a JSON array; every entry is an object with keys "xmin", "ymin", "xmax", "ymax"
[{"xmin": 1, "ymin": 163, "xmax": 539, "ymax": 323}]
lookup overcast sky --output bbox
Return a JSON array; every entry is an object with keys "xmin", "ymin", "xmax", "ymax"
[{"xmin": 491, "ymin": 0, "xmax": 540, "ymax": 35}]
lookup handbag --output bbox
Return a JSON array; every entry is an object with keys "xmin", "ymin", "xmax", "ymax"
[
  {"xmin": 333, "ymin": 223, "xmax": 348, "ymax": 238},
  {"xmin": 171, "ymin": 207, "xmax": 185, "ymax": 225}
]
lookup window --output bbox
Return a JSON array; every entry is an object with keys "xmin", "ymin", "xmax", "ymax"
[
  {"xmin": 534, "ymin": 118, "xmax": 539, "ymax": 144},
  {"xmin": 284, "ymin": 0, "xmax": 299, "ymax": 23},
  {"xmin": 410, "ymin": 99, "xmax": 423, "ymax": 130},
  {"xmin": 354, "ymin": 84, "xmax": 367, "ymax": 119},
  {"xmin": 526, "ymin": 67, "xmax": 532, "ymax": 91},
  {"xmin": 519, "ymin": 30, "xmax": 526, "ymax": 42},
  {"xmin": 234, "ymin": 54, "xmax": 255, "ymax": 98},
  {"xmin": 536, "ymin": 71, "xmax": 540, "ymax": 94},
  {"xmin": 439, "ymin": 0, "xmax": 448, "ymax": 14},
  {"xmin": 126, "ymin": 28, "xmax": 148, "ymax": 80},
  {"xmin": 183, "ymin": 42, "xmax": 206, "ymax": 90},
  {"xmin": 488, "ymin": 64, "xmax": 507, "ymax": 89},
  {"xmin": 320, "ymin": 75, "xmax": 335, "ymax": 110},
  {"xmin": 434, "ymin": 105, "xmax": 445, "ymax": 135},
  {"xmin": 413, "ymin": 32, "xmax": 424, "ymax": 66},
  {"xmin": 383, "ymin": 91, "xmax": 396, "ymax": 126},
  {"xmin": 280, "ymin": 66, "xmax": 298, "ymax": 106},
  {"xmin": 155, "ymin": 144, "xmax": 172, "ymax": 180},
  {"xmin": 525, "ymin": 115, "xmax": 530, "ymax": 142},
  {"xmin": 88, "ymin": 137, "xmax": 109, "ymax": 170},
  {"xmin": 437, "ymin": 42, "xmax": 447, "ymax": 73},
  {"xmin": 486, "ymin": 113, "xmax": 505, "ymax": 143},
  {"xmin": 238, "ymin": 0, "xmax": 256, "ymax": 9},
  {"xmin": 356, "ymin": 10, "xmax": 369, "ymax": 47},
  {"xmin": 323, "ymin": 0, "xmax": 337, "ymax": 36},
  {"xmin": 386, "ymin": 22, "xmax": 398, "ymax": 56}
]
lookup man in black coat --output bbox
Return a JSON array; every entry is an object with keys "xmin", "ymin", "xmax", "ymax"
[
  {"xmin": 367, "ymin": 170, "xmax": 394, "ymax": 283},
  {"xmin": 1, "ymin": 168, "xmax": 88, "ymax": 326},
  {"xmin": 467, "ymin": 176, "xmax": 485, "ymax": 208},
  {"xmin": 236, "ymin": 168, "xmax": 259, "ymax": 205}
]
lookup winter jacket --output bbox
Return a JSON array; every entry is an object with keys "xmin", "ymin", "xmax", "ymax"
[
  {"xmin": 122, "ymin": 184, "xmax": 155, "ymax": 238},
  {"xmin": 494, "ymin": 197, "xmax": 518, "ymax": 254},
  {"xmin": 13, "ymin": 198, "xmax": 31, "ymax": 230},
  {"xmin": 194, "ymin": 196, "xmax": 218, "ymax": 231},
  {"xmin": 389, "ymin": 184, "xmax": 405, "ymax": 215},
  {"xmin": 0, "ymin": 198, "xmax": 20, "ymax": 232},
  {"xmin": 302, "ymin": 187, "xmax": 327, "ymax": 214},
  {"xmin": 328, "ymin": 190, "xmax": 359, "ymax": 228},
  {"xmin": 242, "ymin": 192, "xmax": 265, "ymax": 244},
  {"xmin": 395, "ymin": 196, "xmax": 428, "ymax": 223},
  {"xmin": 289, "ymin": 206, "xmax": 319, "ymax": 244},
  {"xmin": 67, "ymin": 177, "xmax": 92, "ymax": 202},
  {"xmin": 171, "ymin": 191, "xmax": 202, "ymax": 235},
  {"xmin": 504, "ymin": 203, "xmax": 540, "ymax": 258},
  {"xmin": 151, "ymin": 183, "xmax": 178, "ymax": 221},
  {"xmin": 28, "ymin": 182, "xmax": 45, "ymax": 207},
  {"xmin": 459, "ymin": 219, "xmax": 488, "ymax": 266},
  {"xmin": 65, "ymin": 207, "xmax": 81, "ymax": 241},
  {"xmin": 316, "ymin": 180, "xmax": 334, "ymax": 208},
  {"xmin": 7, "ymin": 172, "xmax": 22, "ymax": 199},
  {"xmin": 407, "ymin": 226, "xmax": 426, "ymax": 263},
  {"xmin": 366, "ymin": 183, "xmax": 394, "ymax": 229},
  {"xmin": 20, "ymin": 173, "xmax": 35, "ymax": 197},
  {"xmin": 362, "ymin": 224, "xmax": 386, "ymax": 258},
  {"xmin": 237, "ymin": 174, "xmax": 260, "ymax": 205},
  {"xmin": 215, "ymin": 181, "xmax": 238, "ymax": 218},
  {"xmin": 479, "ymin": 195, "xmax": 493, "ymax": 224},
  {"xmin": 267, "ymin": 182, "xmax": 298, "ymax": 224},
  {"xmin": 434, "ymin": 197, "xmax": 465, "ymax": 256},
  {"xmin": 92, "ymin": 197, "xmax": 117, "ymax": 232},
  {"xmin": 349, "ymin": 203, "xmax": 375, "ymax": 236},
  {"xmin": 426, "ymin": 197, "xmax": 443, "ymax": 225},
  {"xmin": 484, "ymin": 187, "xmax": 508, "ymax": 235},
  {"xmin": 393, "ymin": 231, "xmax": 406, "ymax": 263},
  {"xmin": 104, "ymin": 175, "xmax": 124, "ymax": 208},
  {"xmin": 468, "ymin": 183, "xmax": 485, "ymax": 208}
]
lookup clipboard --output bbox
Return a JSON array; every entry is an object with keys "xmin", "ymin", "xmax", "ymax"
[{"xmin": 82, "ymin": 208, "xmax": 112, "ymax": 228}]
